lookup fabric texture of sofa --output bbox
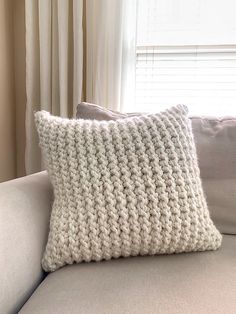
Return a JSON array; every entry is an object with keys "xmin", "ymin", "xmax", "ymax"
[{"xmin": 0, "ymin": 115, "xmax": 236, "ymax": 314}]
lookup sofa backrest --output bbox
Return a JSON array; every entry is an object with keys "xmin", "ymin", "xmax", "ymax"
[{"xmin": 192, "ymin": 117, "xmax": 236, "ymax": 234}]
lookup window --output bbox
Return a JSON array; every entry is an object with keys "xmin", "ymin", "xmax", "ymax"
[{"xmin": 130, "ymin": 0, "xmax": 236, "ymax": 115}]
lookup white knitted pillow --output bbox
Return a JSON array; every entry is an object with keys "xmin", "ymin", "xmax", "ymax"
[{"xmin": 35, "ymin": 105, "xmax": 222, "ymax": 272}]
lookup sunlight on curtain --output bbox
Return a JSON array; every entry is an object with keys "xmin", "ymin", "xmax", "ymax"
[{"xmin": 86, "ymin": 0, "xmax": 137, "ymax": 111}]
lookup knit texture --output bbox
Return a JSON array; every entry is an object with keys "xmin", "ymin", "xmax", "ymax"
[{"xmin": 35, "ymin": 105, "xmax": 222, "ymax": 272}]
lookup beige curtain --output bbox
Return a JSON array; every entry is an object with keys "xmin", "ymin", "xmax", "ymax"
[
  {"xmin": 25, "ymin": 0, "xmax": 83, "ymax": 174},
  {"xmin": 25, "ymin": 0, "xmax": 137, "ymax": 175},
  {"xmin": 86, "ymin": 0, "xmax": 137, "ymax": 111}
]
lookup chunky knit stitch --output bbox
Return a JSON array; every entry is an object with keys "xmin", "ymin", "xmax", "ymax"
[{"xmin": 35, "ymin": 105, "xmax": 222, "ymax": 272}]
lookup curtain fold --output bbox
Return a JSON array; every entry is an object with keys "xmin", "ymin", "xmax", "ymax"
[
  {"xmin": 25, "ymin": 0, "xmax": 83, "ymax": 174},
  {"xmin": 25, "ymin": 0, "xmax": 137, "ymax": 174},
  {"xmin": 86, "ymin": 0, "xmax": 137, "ymax": 111}
]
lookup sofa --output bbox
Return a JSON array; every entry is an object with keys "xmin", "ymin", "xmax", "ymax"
[{"xmin": 1, "ymin": 116, "xmax": 236, "ymax": 314}]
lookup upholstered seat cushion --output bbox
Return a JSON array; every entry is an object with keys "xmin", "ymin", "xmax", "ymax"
[{"xmin": 20, "ymin": 235, "xmax": 236, "ymax": 314}]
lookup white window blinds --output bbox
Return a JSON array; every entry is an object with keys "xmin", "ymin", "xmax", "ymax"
[{"xmin": 130, "ymin": 0, "xmax": 236, "ymax": 115}]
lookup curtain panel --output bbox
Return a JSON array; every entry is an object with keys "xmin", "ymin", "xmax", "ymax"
[
  {"xmin": 25, "ymin": 0, "xmax": 137, "ymax": 174},
  {"xmin": 86, "ymin": 0, "xmax": 137, "ymax": 111},
  {"xmin": 25, "ymin": 0, "xmax": 83, "ymax": 174}
]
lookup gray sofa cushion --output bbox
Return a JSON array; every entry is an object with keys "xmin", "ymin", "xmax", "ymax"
[
  {"xmin": 76, "ymin": 102, "xmax": 236, "ymax": 234},
  {"xmin": 20, "ymin": 235, "xmax": 236, "ymax": 314},
  {"xmin": 76, "ymin": 102, "xmax": 143, "ymax": 120},
  {"xmin": 191, "ymin": 117, "xmax": 236, "ymax": 234}
]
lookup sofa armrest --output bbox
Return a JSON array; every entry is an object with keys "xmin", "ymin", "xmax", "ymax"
[{"xmin": 0, "ymin": 172, "xmax": 53, "ymax": 314}]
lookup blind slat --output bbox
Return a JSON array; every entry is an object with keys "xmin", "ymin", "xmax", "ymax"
[{"xmin": 133, "ymin": 45, "xmax": 236, "ymax": 115}]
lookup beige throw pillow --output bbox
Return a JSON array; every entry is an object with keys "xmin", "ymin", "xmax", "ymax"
[{"xmin": 35, "ymin": 105, "xmax": 222, "ymax": 272}]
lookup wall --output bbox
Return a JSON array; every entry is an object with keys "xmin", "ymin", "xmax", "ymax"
[
  {"xmin": 14, "ymin": 0, "xmax": 26, "ymax": 177},
  {"xmin": 0, "ymin": 0, "xmax": 16, "ymax": 182}
]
